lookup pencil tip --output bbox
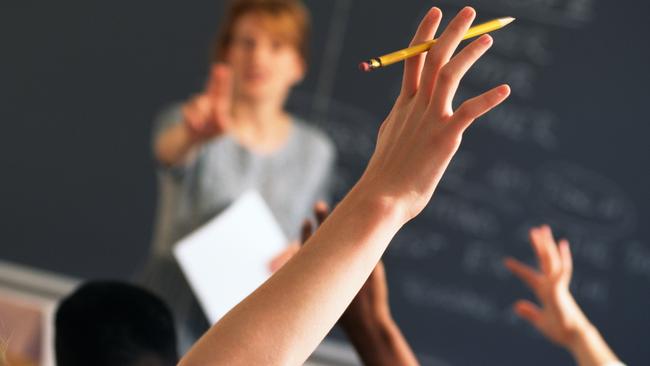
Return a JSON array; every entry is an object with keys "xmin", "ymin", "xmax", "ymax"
[{"xmin": 500, "ymin": 17, "xmax": 515, "ymax": 26}]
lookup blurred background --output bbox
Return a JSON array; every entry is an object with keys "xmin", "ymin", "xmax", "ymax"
[{"xmin": 1, "ymin": 0, "xmax": 649, "ymax": 365}]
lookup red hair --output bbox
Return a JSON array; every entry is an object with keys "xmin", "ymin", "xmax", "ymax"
[{"xmin": 212, "ymin": 0, "xmax": 311, "ymax": 64}]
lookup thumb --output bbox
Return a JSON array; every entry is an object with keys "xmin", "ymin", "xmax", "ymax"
[{"xmin": 514, "ymin": 299, "xmax": 544, "ymax": 330}]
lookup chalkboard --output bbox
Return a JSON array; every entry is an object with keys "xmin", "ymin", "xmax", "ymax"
[
  {"xmin": 2, "ymin": 1, "xmax": 649, "ymax": 365},
  {"xmin": 287, "ymin": 0, "xmax": 650, "ymax": 365}
]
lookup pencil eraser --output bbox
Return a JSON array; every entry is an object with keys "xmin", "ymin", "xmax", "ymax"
[{"xmin": 358, "ymin": 62, "xmax": 371, "ymax": 72}]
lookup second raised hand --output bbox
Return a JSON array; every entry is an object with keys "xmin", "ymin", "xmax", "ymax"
[
  {"xmin": 504, "ymin": 226, "xmax": 623, "ymax": 366},
  {"xmin": 504, "ymin": 226, "xmax": 590, "ymax": 347}
]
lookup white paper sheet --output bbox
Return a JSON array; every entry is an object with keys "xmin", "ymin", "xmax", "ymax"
[{"xmin": 173, "ymin": 190, "xmax": 287, "ymax": 324}]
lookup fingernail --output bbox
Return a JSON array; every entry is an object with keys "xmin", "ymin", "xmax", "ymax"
[
  {"xmin": 462, "ymin": 7, "xmax": 475, "ymax": 18},
  {"xmin": 498, "ymin": 84, "xmax": 510, "ymax": 96},
  {"xmin": 480, "ymin": 34, "xmax": 492, "ymax": 44}
]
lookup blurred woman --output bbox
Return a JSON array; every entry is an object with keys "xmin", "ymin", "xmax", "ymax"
[{"xmin": 142, "ymin": 0, "xmax": 335, "ymax": 350}]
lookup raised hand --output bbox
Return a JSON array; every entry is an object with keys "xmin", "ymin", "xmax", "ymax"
[
  {"xmin": 357, "ymin": 6, "xmax": 510, "ymax": 223},
  {"xmin": 301, "ymin": 202, "xmax": 390, "ymax": 328},
  {"xmin": 301, "ymin": 202, "xmax": 418, "ymax": 366},
  {"xmin": 505, "ymin": 225, "xmax": 622, "ymax": 366},
  {"xmin": 505, "ymin": 225, "xmax": 589, "ymax": 346}
]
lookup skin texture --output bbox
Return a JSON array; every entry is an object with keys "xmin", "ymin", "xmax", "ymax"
[
  {"xmin": 178, "ymin": 7, "xmax": 510, "ymax": 366},
  {"xmin": 301, "ymin": 202, "xmax": 419, "ymax": 366},
  {"xmin": 268, "ymin": 241, "xmax": 300, "ymax": 272},
  {"xmin": 505, "ymin": 225, "xmax": 622, "ymax": 366}
]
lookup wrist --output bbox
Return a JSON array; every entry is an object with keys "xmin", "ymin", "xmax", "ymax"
[
  {"xmin": 565, "ymin": 320, "xmax": 596, "ymax": 354},
  {"xmin": 566, "ymin": 321, "xmax": 620, "ymax": 365},
  {"xmin": 349, "ymin": 179, "xmax": 410, "ymax": 228}
]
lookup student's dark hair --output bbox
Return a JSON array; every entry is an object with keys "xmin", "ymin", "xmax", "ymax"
[{"xmin": 55, "ymin": 281, "xmax": 178, "ymax": 366}]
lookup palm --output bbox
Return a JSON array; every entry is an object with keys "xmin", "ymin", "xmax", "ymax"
[{"xmin": 535, "ymin": 284, "xmax": 584, "ymax": 345}]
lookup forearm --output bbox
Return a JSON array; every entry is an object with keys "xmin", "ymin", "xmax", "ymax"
[
  {"xmin": 154, "ymin": 122, "xmax": 199, "ymax": 166},
  {"xmin": 568, "ymin": 323, "xmax": 621, "ymax": 366},
  {"xmin": 179, "ymin": 184, "xmax": 406, "ymax": 366},
  {"xmin": 342, "ymin": 314, "xmax": 418, "ymax": 366}
]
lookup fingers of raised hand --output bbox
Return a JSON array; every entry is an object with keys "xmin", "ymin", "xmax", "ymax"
[
  {"xmin": 557, "ymin": 239, "xmax": 573, "ymax": 280},
  {"xmin": 401, "ymin": 7, "xmax": 442, "ymax": 98},
  {"xmin": 447, "ymin": 84, "xmax": 510, "ymax": 133},
  {"xmin": 539, "ymin": 225, "xmax": 562, "ymax": 276},
  {"xmin": 504, "ymin": 257, "xmax": 540, "ymax": 292},
  {"xmin": 529, "ymin": 226, "xmax": 552, "ymax": 276},
  {"xmin": 394, "ymin": 8, "xmax": 509, "ymax": 145},
  {"xmin": 417, "ymin": 7, "xmax": 476, "ymax": 105},
  {"xmin": 514, "ymin": 299, "xmax": 544, "ymax": 330},
  {"xmin": 530, "ymin": 225, "xmax": 571, "ymax": 281},
  {"xmin": 429, "ymin": 34, "xmax": 493, "ymax": 116}
]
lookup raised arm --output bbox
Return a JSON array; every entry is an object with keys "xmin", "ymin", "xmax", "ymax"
[
  {"xmin": 179, "ymin": 7, "xmax": 510, "ymax": 366},
  {"xmin": 302, "ymin": 202, "xmax": 419, "ymax": 366},
  {"xmin": 338, "ymin": 260, "xmax": 419, "ymax": 366},
  {"xmin": 504, "ymin": 225, "xmax": 623, "ymax": 366},
  {"xmin": 154, "ymin": 64, "xmax": 232, "ymax": 166}
]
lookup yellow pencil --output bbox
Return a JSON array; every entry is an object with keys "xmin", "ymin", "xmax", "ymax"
[{"xmin": 359, "ymin": 17, "xmax": 515, "ymax": 72}]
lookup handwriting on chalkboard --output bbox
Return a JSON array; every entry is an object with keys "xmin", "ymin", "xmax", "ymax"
[
  {"xmin": 470, "ymin": 55, "xmax": 537, "ymax": 98},
  {"xmin": 290, "ymin": 2, "xmax": 648, "ymax": 363},
  {"xmin": 534, "ymin": 162, "xmax": 636, "ymax": 241},
  {"xmin": 435, "ymin": 0, "xmax": 595, "ymax": 27},
  {"xmin": 462, "ymin": 240, "xmax": 511, "ymax": 279},
  {"xmin": 624, "ymin": 241, "xmax": 650, "ymax": 282},
  {"xmin": 417, "ymin": 353, "xmax": 453, "ymax": 366},
  {"xmin": 478, "ymin": 101, "xmax": 559, "ymax": 150},
  {"xmin": 402, "ymin": 275, "xmax": 500, "ymax": 323},
  {"xmin": 389, "ymin": 231, "xmax": 449, "ymax": 260},
  {"xmin": 427, "ymin": 194, "xmax": 502, "ymax": 238}
]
